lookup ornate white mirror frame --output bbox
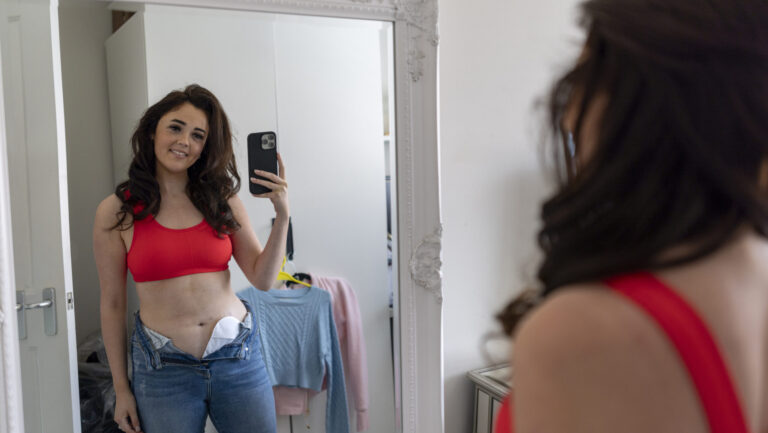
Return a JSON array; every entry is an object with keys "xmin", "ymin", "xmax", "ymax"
[{"xmin": 0, "ymin": 0, "xmax": 443, "ymax": 432}]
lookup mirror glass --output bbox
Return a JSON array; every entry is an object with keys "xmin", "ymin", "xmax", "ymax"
[{"xmin": 63, "ymin": 5, "xmax": 397, "ymax": 433}]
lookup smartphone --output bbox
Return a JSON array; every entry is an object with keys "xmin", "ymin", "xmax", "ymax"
[{"xmin": 248, "ymin": 131, "xmax": 278, "ymax": 195}]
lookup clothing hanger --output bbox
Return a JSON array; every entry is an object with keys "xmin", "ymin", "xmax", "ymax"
[
  {"xmin": 278, "ymin": 257, "xmax": 311, "ymax": 287},
  {"xmin": 286, "ymin": 272, "xmax": 311, "ymax": 289},
  {"xmin": 277, "ymin": 256, "xmax": 311, "ymax": 288},
  {"xmin": 292, "ymin": 272, "xmax": 312, "ymax": 283}
]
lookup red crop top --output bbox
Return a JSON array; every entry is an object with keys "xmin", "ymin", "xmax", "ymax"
[{"xmin": 123, "ymin": 191, "xmax": 232, "ymax": 282}]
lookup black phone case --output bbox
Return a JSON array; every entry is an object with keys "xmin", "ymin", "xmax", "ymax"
[{"xmin": 248, "ymin": 131, "xmax": 279, "ymax": 195}]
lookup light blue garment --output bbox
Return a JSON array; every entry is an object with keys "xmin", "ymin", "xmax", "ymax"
[{"xmin": 238, "ymin": 286, "xmax": 350, "ymax": 433}]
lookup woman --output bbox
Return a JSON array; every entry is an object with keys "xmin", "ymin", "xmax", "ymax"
[
  {"xmin": 497, "ymin": 0, "xmax": 768, "ymax": 432},
  {"xmin": 93, "ymin": 84, "xmax": 287, "ymax": 433}
]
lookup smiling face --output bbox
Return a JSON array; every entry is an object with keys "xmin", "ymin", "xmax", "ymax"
[{"xmin": 152, "ymin": 102, "xmax": 209, "ymax": 177}]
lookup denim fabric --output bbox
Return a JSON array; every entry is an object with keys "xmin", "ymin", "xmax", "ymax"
[{"xmin": 130, "ymin": 300, "xmax": 276, "ymax": 433}]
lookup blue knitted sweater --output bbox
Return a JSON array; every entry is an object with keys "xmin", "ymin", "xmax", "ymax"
[{"xmin": 238, "ymin": 286, "xmax": 350, "ymax": 433}]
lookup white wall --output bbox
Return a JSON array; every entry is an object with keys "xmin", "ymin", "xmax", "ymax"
[
  {"xmin": 439, "ymin": 0, "xmax": 583, "ymax": 432},
  {"xmin": 58, "ymin": 0, "xmax": 114, "ymax": 345}
]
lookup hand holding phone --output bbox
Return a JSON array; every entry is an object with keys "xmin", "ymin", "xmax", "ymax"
[{"xmin": 248, "ymin": 131, "xmax": 279, "ymax": 195}]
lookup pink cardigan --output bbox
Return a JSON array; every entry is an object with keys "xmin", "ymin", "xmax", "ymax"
[{"xmin": 273, "ymin": 275, "xmax": 370, "ymax": 432}]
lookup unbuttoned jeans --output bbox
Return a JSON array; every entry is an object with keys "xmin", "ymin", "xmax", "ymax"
[{"xmin": 130, "ymin": 300, "xmax": 276, "ymax": 433}]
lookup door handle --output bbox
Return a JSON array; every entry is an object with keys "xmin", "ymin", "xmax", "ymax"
[
  {"xmin": 16, "ymin": 300, "xmax": 52, "ymax": 311},
  {"xmin": 16, "ymin": 288, "xmax": 57, "ymax": 339}
]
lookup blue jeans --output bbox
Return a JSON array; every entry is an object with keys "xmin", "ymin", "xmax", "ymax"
[{"xmin": 130, "ymin": 300, "xmax": 276, "ymax": 433}]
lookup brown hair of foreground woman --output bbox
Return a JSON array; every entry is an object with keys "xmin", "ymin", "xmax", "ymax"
[{"xmin": 499, "ymin": 0, "xmax": 768, "ymax": 334}]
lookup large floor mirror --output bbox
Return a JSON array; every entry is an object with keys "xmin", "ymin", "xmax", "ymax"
[{"xmin": 0, "ymin": 0, "xmax": 441, "ymax": 432}]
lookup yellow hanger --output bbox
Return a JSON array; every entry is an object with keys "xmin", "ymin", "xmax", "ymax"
[{"xmin": 277, "ymin": 256, "xmax": 311, "ymax": 288}]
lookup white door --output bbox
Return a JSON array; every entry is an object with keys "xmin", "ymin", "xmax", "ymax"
[{"xmin": 0, "ymin": 0, "xmax": 81, "ymax": 431}]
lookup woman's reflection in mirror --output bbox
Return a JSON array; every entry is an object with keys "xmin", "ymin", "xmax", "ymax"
[{"xmin": 93, "ymin": 84, "xmax": 289, "ymax": 433}]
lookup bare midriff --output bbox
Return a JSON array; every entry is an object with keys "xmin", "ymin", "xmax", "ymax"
[{"xmin": 135, "ymin": 269, "xmax": 247, "ymax": 359}]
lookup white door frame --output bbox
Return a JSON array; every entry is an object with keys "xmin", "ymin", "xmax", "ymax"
[{"xmin": 0, "ymin": 28, "xmax": 25, "ymax": 432}]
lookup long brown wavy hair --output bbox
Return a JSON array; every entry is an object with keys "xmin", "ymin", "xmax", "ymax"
[
  {"xmin": 112, "ymin": 84, "xmax": 241, "ymax": 236},
  {"xmin": 499, "ymin": 0, "xmax": 768, "ymax": 335}
]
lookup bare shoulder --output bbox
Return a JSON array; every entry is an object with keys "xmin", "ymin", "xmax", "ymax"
[
  {"xmin": 227, "ymin": 194, "xmax": 261, "ymax": 240},
  {"xmin": 227, "ymin": 194, "xmax": 248, "ymax": 226},
  {"xmin": 227, "ymin": 194, "xmax": 245, "ymax": 211},
  {"xmin": 516, "ymin": 282, "xmax": 639, "ymax": 340},
  {"xmin": 514, "ymin": 283, "xmax": 643, "ymax": 369},
  {"xmin": 513, "ymin": 283, "xmax": 704, "ymax": 433},
  {"xmin": 94, "ymin": 194, "xmax": 128, "ymax": 230}
]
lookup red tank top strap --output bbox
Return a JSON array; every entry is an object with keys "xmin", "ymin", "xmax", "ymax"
[{"xmin": 604, "ymin": 272, "xmax": 749, "ymax": 433}]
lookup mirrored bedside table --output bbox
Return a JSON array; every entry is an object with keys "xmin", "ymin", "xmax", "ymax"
[{"xmin": 467, "ymin": 364, "xmax": 511, "ymax": 433}]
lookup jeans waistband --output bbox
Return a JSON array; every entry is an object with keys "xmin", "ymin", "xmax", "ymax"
[{"xmin": 132, "ymin": 299, "xmax": 257, "ymax": 369}]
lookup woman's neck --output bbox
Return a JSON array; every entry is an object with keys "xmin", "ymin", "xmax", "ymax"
[
  {"xmin": 660, "ymin": 225, "xmax": 768, "ymax": 283},
  {"xmin": 155, "ymin": 167, "xmax": 189, "ymax": 197}
]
